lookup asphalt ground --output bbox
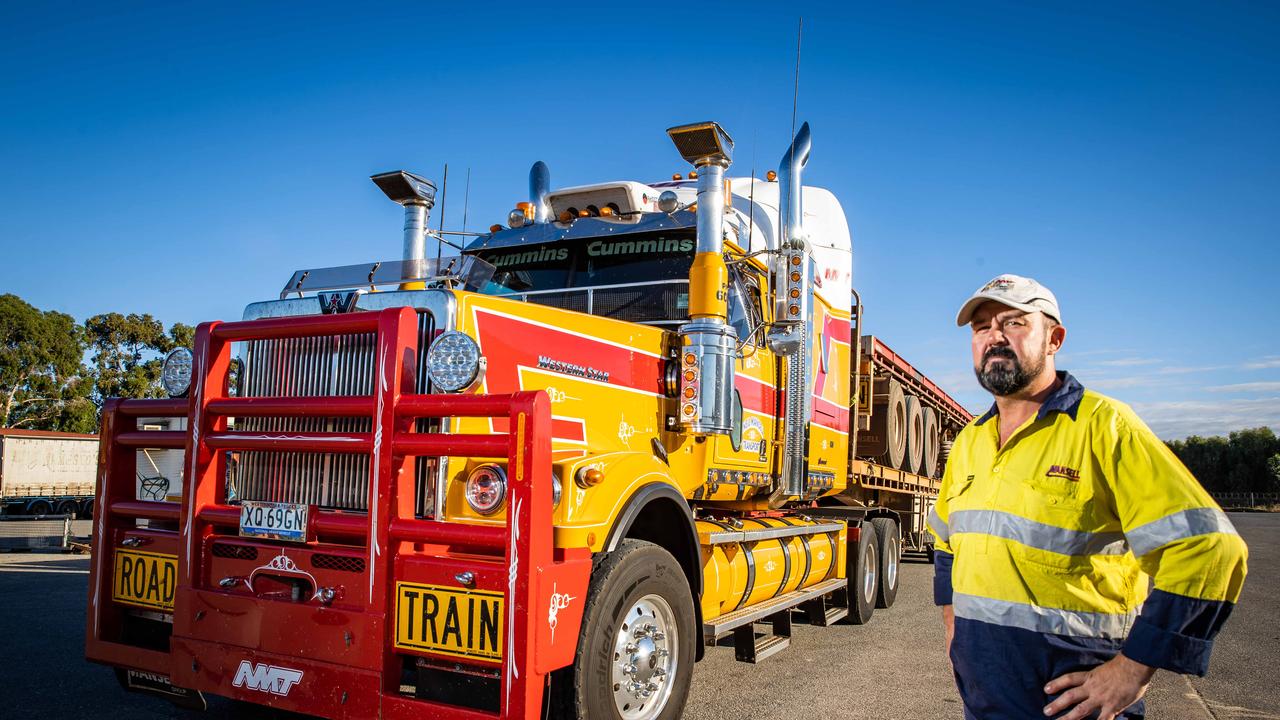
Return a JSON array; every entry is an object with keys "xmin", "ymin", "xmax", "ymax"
[{"xmin": 0, "ymin": 514, "xmax": 1275, "ymax": 719}]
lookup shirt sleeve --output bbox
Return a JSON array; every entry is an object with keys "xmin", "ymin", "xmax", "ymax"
[
  {"xmin": 1097, "ymin": 405, "xmax": 1248, "ymax": 675},
  {"xmin": 929, "ymin": 450, "xmax": 957, "ymax": 606}
]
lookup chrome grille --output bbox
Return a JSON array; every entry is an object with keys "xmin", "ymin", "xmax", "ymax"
[{"xmin": 228, "ymin": 311, "xmax": 436, "ymax": 515}]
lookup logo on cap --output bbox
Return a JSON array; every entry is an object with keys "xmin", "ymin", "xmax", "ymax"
[{"xmin": 982, "ymin": 277, "xmax": 1018, "ymax": 292}]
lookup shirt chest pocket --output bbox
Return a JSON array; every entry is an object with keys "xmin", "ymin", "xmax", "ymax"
[{"xmin": 1016, "ymin": 472, "xmax": 1096, "ymax": 573}]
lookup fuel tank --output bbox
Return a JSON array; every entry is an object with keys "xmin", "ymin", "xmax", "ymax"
[{"xmin": 698, "ymin": 516, "xmax": 845, "ymax": 622}]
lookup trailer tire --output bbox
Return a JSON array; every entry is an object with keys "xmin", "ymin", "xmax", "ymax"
[
  {"xmin": 27, "ymin": 500, "xmax": 52, "ymax": 516},
  {"xmin": 873, "ymin": 379, "xmax": 907, "ymax": 469},
  {"xmin": 844, "ymin": 521, "xmax": 878, "ymax": 625},
  {"xmin": 80, "ymin": 498, "xmax": 94, "ymax": 519},
  {"xmin": 55, "ymin": 500, "xmax": 78, "ymax": 518},
  {"xmin": 870, "ymin": 518, "xmax": 900, "ymax": 609},
  {"xmin": 902, "ymin": 395, "xmax": 924, "ymax": 474},
  {"xmin": 550, "ymin": 539, "xmax": 694, "ymax": 720},
  {"xmin": 921, "ymin": 407, "xmax": 940, "ymax": 478},
  {"xmin": 939, "ymin": 440, "xmax": 954, "ymax": 471}
]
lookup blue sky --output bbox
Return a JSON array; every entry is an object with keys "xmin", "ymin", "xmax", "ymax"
[{"xmin": 1, "ymin": 1, "xmax": 1277, "ymax": 439}]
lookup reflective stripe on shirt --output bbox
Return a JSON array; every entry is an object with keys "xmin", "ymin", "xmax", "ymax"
[
  {"xmin": 1126, "ymin": 507, "xmax": 1239, "ymax": 557},
  {"xmin": 949, "ymin": 509, "xmax": 1129, "ymax": 557},
  {"xmin": 928, "ymin": 508, "xmax": 950, "ymax": 543},
  {"xmin": 953, "ymin": 591, "xmax": 1136, "ymax": 640}
]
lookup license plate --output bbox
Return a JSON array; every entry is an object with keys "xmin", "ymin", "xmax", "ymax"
[
  {"xmin": 120, "ymin": 669, "xmax": 207, "ymax": 711},
  {"xmin": 113, "ymin": 549, "xmax": 177, "ymax": 611},
  {"xmin": 238, "ymin": 500, "xmax": 310, "ymax": 542},
  {"xmin": 395, "ymin": 582, "xmax": 504, "ymax": 661}
]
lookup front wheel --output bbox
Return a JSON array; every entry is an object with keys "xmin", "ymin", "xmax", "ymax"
[{"xmin": 550, "ymin": 539, "xmax": 695, "ymax": 720}]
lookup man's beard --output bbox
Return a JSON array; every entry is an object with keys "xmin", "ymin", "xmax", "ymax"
[{"xmin": 975, "ymin": 346, "xmax": 1043, "ymax": 396}]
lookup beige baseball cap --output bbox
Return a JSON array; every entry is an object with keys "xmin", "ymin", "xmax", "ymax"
[{"xmin": 955, "ymin": 274, "xmax": 1062, "ymax": 326}]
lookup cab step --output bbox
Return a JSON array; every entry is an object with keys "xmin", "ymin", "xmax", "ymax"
[{"xmin": 702, "ymin": 577, "xmax": 848, "ymax": 663}]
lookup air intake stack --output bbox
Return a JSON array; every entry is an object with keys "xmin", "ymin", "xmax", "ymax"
[
  {"xmin": 667, "ymin": 122, "xmax": 737, "ymax": 435},
  {"xmin": 370, "ymin": 170, "xmax": 438, "ymax": 281}
]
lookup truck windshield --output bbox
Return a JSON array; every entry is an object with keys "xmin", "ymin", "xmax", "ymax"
[
  {"xmin": 471, "ymin": 231, "xmax": 695, "ymax": 293},
  {"xmin": 468, "ymin": 230, "xmax": 696, "ymax": 325}
]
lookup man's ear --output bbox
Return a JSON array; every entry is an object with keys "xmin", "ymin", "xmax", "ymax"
[{"xmin": 1046, "ymin": 322, "xmax": 1066, "ymax": 355}]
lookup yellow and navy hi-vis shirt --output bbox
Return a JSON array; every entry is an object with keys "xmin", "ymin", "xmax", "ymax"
[{"xmin": 929, "ymin": 372, "xmax": 1247, "ymax": 720}]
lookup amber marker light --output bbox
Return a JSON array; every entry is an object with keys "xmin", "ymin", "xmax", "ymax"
[
  {"xmin": 684, "ymin": 352, "xmax": 697, "ymax": 365},
  {"xmin": 558, "ymin": 210, "xmax": 574, "ymax": 223},
  {"xmin": 790, "ymin": 271, "xmax": 802, "ymax": 282},
  {"xmin": 516, "ymin": 201, "xmax": 534, "ymax": 219},
  {"xmin": 673, "ymin": 173, "xmax": 683, "ymax": 180},
  {"xmin": 489, "ymin": 224, "xmax": 504, "ymax": 233},
  {"xmin": 791, "ymin": 255, "xmax": 802, "ymax": 266},
  {"xmin": 766, "ymin": 170, "xmax": 777, "ymax": 181},
  {"xmin": 683, "ymin": 387, "xmax": 697, "ymax": 400},
  {"xmin": 688, "ymin": 170, "xmax": 698, "ymax": 179},
  {"xmin": 575, "ymin": 467, "xmax": 604, "ymax": 488},
  {"xmin": 683, "ymin": 370, "xmax": 695, "ymax": 382},
  {"xmin": 578, "ymin": 208, "xmax": 590, "ymax": 217}
]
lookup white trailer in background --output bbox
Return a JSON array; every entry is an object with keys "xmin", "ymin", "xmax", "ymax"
[{"xmin": 0, "ymin": 428, "xmax": 99, "ymax": 517}]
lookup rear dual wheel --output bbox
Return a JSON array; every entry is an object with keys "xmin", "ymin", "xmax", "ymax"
[
  {"xmin": 870, "ymin": 517, "xmax": 900, "ymax": 609},
  {"xmin": 550, "ymin": 540, "xmax": 695, "ymax": 720},
  {"xmin": 846, "ymin": 521, "xmax": 878, "ymax": 625}
]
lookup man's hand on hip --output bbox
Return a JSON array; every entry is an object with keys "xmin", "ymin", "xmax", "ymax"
[{"xmin": 1042, "ymin": 653, "xmax": 1155, "ymax": 720}]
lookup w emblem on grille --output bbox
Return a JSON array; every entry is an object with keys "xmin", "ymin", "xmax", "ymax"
[{"xmin": 317, "ymin": 291, "xmax": 358, "ymax": 314}]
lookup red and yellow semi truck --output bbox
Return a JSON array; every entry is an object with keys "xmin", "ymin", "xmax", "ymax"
[{"xmin": 85, "ymin": 121, "xmax": 969, "ymax": 719}]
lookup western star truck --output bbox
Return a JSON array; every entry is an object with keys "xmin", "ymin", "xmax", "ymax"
[{"xmin": 85, "ymin": 121, "xmax": 970, "ymax": 719}]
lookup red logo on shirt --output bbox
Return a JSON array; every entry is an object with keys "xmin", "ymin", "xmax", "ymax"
[{"xmin": 1045, "ymin": 465, "xmax": 1081, "ymax": 481}]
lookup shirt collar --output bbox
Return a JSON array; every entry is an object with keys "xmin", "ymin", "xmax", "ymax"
[{"xmin": 973, "ymin": 371, "xmax": 1085, "ymax": 426}]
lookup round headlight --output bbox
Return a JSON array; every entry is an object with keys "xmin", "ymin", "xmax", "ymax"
[
  {"xmin": 465, "ymin": 464, "xmax": 507, "ymax": 515},
  {"xmin": 426, "ymin": 331, "xmax": 485, "ymax": 392},
  {"xmin": 162, "ymin": 347, "xmax": 193, "ymax": 397},
  {"xmin": 657, "ymin": 190, "xmax": 679, "ymax": 213}
]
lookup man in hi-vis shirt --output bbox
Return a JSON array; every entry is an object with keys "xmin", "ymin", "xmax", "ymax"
[{"xmin": 930, "ymin": 274, "xmax": 1247, "ymax": 720}]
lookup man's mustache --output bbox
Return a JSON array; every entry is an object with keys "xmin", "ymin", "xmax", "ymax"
[{"xmin": 983, "ymin": 346, "xmax": 1018, "ymax": 364}]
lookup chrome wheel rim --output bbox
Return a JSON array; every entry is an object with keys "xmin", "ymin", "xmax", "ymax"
[
  {"xmin": 611, "ymin": 593, "xmax": 678, "ymax": 719},
  {"xmin": 863, "ymin": 542, "xmax": 877, "ymax": 603}
]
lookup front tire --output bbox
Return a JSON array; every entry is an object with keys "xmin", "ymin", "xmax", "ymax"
[{"xmin": 550, "ymin": 539, "xmax": 695, "ymax": 720}]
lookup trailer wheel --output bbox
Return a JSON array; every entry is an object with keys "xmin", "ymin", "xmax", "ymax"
[
  {"xmin": 80, "ymin": 498, "xmax": 94, "ymax": 519},
  {"xmin": 550, "ymin": 539, "xmax": 694, "ymax": 720},
  {"xmin": 55, "ymin": 500, "xmax": 78, "ymax": 518},
  {"xmin": 870, "ymin": 518, "xmax": 900, "ymax": 609},
  {"xmin": 27, "ymin": 500, "xmax": 52, "ymax": 516},
  {"xmin": 844, "ymin": 521, "xmax": 878, "ymax": 625}
]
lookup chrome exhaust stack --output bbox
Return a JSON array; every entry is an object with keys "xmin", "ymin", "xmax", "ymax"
[
  {"xmin": 529, "ymin": 161, "xmax": 552, "ymax": 224},
  {"xmin": 768, "ymin": 123, "xmax": 814, "ymax": 503},
  {"xmin": 371, "ymin": 170, "xmax": 438, "ymax": 278},
  {"xmin": 667, "ymin": 121, "xmax": 737, "ymax": 435}
]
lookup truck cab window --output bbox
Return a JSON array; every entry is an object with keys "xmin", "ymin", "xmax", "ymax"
[{"xmin": 727, "ymin": 272, "xmax": 762, "ymax": 345}]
